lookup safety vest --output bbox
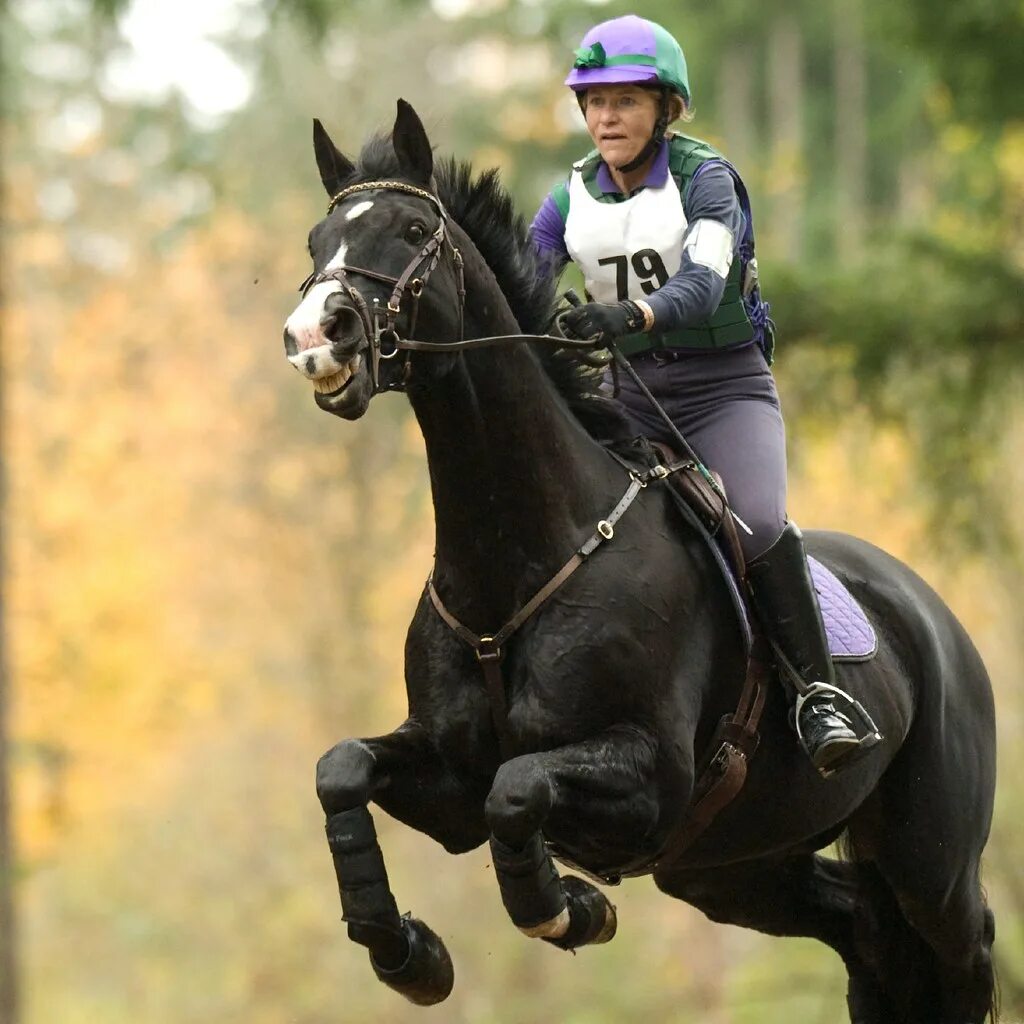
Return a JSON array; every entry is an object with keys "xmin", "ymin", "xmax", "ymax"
[{"xmin": 560, "ymin": 134, "xmax": 757, "ymax": 356}]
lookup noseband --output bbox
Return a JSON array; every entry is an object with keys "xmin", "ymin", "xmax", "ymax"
[{"xmin": 298, "ymin": 179, "xmax": 466, "ymax": 393}]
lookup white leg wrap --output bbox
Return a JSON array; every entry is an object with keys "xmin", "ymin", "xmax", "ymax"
[
  {"xmin": 592, "ymin": 902, "xmax": 618, "ymax": 944},
  {"xmin": 518, "ymin": 907, "xmax": 570, "ymax": 939}
]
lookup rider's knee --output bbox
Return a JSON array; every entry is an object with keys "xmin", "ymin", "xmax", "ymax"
[
  {"xmin": 484, "ymin": 757, "xmax": 555, "ymax": 847},
  {"xmin": 739, "ymin": 512, "xmax": 787, "ymax": 562},
  {"xmin": 316, "ymin": 739, "xmax": 377, "ymax": 814}
]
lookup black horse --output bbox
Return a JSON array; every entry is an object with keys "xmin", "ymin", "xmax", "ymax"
[{"xmin": 283, "ymin": 101, "xmax": 998, "ymax": 1023}]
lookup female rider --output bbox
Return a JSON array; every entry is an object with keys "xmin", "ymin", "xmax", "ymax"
[{"xmin": 530, "ymin": 14, "xmax": 879, "ymax": 775}]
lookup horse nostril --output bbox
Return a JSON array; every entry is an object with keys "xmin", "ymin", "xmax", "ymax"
[
  {"xmin": 321, "ymin": 304, "xmax": 363, "ymax": 345},
  {"xmin": 323, "ymin": 291, "xmax": 345, "ymax": 315},
  {"xmin": 283, "ymin": 326, "xmax": 299, "ymax": 357}
]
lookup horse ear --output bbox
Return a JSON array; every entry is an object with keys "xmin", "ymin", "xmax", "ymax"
[
  {"xmin": 392, "ymin": 99, "xmax": 433, "ymax": 184},
  {"xmin": 313, "ymin": 118, "xmax": 355, "ymax": 198}
]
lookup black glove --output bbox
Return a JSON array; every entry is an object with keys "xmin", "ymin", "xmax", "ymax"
[{"xmin": 560, "ymin": 300, "xmax": 646, "ymax": 343}]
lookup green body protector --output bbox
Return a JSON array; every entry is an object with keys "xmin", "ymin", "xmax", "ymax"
[{"xmin": 619, "ymin": 134, "xmax": 755, "ymax": 356}]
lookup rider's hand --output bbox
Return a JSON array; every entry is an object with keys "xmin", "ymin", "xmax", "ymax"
[{"xmin": 560, "ymin": 300, "xmax": 647, "ymax": 344}]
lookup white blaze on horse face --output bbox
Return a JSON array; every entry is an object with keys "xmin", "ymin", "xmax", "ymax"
[
  {"xmin": 345, "ymin": 200, "xmax": 374, "ymax": 221},
  {"xmin": 284, "ymin": 241, "xmax": 349, "ymax": 353},
  {"xmin": 324, "ymin": 240, "xmax": 349, "ymax": 272}
]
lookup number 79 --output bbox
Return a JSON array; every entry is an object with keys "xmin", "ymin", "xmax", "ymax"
[{"xmin": 597, "ymin": 248, "xmax": 669, "ymax": 301}]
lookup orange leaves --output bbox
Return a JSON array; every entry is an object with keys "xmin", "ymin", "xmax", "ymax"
[{"xmin": 5, "ymin": 181, "xmax": 438, "ymax": 864}]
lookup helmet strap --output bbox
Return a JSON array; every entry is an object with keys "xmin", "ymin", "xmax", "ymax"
[{"xmin": 615, "ymin": 89, "xmax": 670, "ymax": 175}]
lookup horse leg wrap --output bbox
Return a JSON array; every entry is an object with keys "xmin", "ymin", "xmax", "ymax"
[
  {"xmin": 490, "ymin": 833, "xmax": 569, "ymax": 938},
  {"xmin": 325, "ymin": 808, "xmax": 406, "ymax": 967},
  {"xmin": 543, "ymin": 875, "xmax": 618, "ymax": 951},
  {"xmin": 326, "ymin": 809, "xmax": 454, "ymax": 1004}
]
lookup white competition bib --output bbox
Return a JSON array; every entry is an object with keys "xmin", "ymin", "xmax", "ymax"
[{"xmin": 563, "ymin": 165, "xmax": 687, "ymax": 304}]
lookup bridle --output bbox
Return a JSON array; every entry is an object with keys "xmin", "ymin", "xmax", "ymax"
[
  {"xmin": 298, "ymin": 179, "xmax": 467, "ymax": 393},
  {"xmin": 298, "ymin": 178, "xmax": 608, "ymax": 394}
]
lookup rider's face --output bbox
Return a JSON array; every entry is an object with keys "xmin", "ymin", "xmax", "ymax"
[{"xmin": 584, "ymin": 85, "xmax": 659, "ymax": 169}]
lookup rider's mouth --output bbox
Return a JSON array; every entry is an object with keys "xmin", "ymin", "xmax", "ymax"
[{"xmin": 314, "ymin": 354, "xmax": 362, "ymax": 395}]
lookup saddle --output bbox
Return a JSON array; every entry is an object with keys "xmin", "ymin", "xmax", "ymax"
[
  {"xmin": 648, "ymin": 440, "xmax": 748, "ymax": 581},
  {"xmin": 603, "ymin": 437, "xmax": 876, "ymax": 874},
  {"xmin": 618, "ymin": 437, "xmax": 878, "ymax": 662}
]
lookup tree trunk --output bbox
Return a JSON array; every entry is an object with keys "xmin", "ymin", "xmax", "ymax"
[
  {"xmin": 834, "ymin": 0, "xmax": 868, "ymax": 262},
  {"xmin": 0, "ymin": 539, "xmax": 15, "ymax": 1024},
  {"xmin": 0, "ymin": 0, "xmax": 20, "ymax": 1006},
  {"xmin": 767, "ymin": 16, "xmax": 805, "ymax": 264}
]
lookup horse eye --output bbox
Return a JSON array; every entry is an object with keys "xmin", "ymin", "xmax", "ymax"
[{"xmin": 405, "ymin": 223, "xmax": 425, "ymax": 244}]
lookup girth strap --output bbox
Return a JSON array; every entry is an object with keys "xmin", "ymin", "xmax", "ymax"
[
  {"xmin": 652, "ymin": 636, "xmax": 770, "ymax": 870},
  {"xmin": 427, "ymin": 470, "xmax": 648, "ymax": 761}
]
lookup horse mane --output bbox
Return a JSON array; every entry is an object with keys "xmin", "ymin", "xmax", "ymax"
[{"xmin": 351, "ymin": 134, "xmax": 633, "ymax": 443}]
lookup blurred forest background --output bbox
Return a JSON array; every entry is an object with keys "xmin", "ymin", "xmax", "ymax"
[{"xmin": 1, "ymin": 0, "xmax": 1022, "ymax": 1021}]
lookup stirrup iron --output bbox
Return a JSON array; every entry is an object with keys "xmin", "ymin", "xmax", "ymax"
[{"xmin": 794, "ymin": 682, "xmax": 882, "ymax": 764}]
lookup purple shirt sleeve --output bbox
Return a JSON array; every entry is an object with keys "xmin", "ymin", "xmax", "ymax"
[
  {"xmin": 529, "ymin": 193, "xmax": 570, "ymax": 279},
  {"xmin": 644, "ymin": 161, "xmax": 745, "ymax": 331}
]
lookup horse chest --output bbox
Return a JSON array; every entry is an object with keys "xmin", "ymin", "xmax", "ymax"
[{"xmin": 425, "ymin": 657, "xmax": 623, "ymax": 770}]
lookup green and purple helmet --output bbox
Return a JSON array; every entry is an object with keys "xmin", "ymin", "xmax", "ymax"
[{"xmin": 565, "ymin": 15, "xmax": 690, "ymax": 104}]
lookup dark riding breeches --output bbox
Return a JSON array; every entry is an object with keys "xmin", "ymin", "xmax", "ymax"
[{"xmin": 609, "ymin": 343, "xmax": 787, "ymax": 561}]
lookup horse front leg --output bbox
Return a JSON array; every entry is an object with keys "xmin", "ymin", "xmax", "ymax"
[
  {"xmin": 484, "ymin": 724, "xmax": 663, "ymax": 951},
  {"xmin": 316, "ymin": 720, "xmax": 488, "ymax": 1005}
]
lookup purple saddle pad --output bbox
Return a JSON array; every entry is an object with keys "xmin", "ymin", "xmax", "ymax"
[
  {"xmin": 808, "ymin": 556, "xmax": 877, "ymax": 660},
  {"xmin": 678, "ymin": 500, "xmax": 878, "ymax": 661}
]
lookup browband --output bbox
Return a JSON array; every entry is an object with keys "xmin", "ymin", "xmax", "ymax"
[{"xmin": 327, "ymin": 180, "xmax": 444, "ymax": 216}]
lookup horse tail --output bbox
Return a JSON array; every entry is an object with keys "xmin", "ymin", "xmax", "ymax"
[
  {"xmin": 839, "ymin": 829, "xmax": 1000, "ymax": 1023},
  {"xmin": 983, "ymin": 888, "xmax": 1000, "ymax": 1023}
]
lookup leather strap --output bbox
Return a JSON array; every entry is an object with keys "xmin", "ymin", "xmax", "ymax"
[
  {"xmin": 392, "ymin": 332, "xmax": 600, "ymax": 354},
  {"xmin": 427, "ymin": 471, "xmax": 647, "ymax": 760},
  {"xmin": 652, "ymin": 636, "xmax": 770, "ymax": 869}
]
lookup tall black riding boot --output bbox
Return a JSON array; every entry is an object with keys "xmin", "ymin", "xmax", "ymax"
[{"xmin": 747, "ymin": 522, "xmax": 881, "ymax": 776}]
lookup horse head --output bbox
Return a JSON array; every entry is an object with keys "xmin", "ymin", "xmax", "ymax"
[{"xmin": 283, "ymin": 100, "xmax": 465, "ymax": 419}]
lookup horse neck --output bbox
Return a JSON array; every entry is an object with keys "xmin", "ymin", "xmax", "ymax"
[{"xmin": 410, "ymin": 224, "xmax": 618, "ymax": 621}]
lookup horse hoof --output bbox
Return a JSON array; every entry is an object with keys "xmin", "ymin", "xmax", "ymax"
[
  {"xmin": 544, "ymin": 875, "xmax": 617, "ymax": 951},
  {"xmin": 370, "ymin": 915, "xmax": 454, "ymax": 1005}
]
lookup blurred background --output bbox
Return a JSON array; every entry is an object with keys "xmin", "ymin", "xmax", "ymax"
[{"xmin": 1, "ymin": 0, "xmax": 1022, "ymax": 1020}]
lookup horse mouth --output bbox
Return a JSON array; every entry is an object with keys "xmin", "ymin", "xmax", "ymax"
[{"xmin": 313, "ymin": 355, "xmax": 362, "ymax": 397}]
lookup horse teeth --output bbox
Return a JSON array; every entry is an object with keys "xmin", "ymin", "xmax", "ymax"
[{"xmin": 314, "ymin": 366, "xmax": 351, "ymax": 393}]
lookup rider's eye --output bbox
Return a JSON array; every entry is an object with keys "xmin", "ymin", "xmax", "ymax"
[{"xmin": 405, "ymin": 223, "xmax": 426, "ymax": 244}]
